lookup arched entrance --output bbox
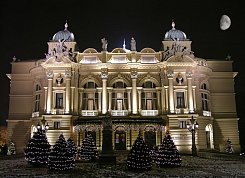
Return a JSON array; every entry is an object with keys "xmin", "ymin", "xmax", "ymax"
[
  {"xmin": 205, "ymin": 124, "xmax": 214, "ymax": 149},
  {"xmin": 114, "ymin": 126, "xmax": 126, "ymax": 150},
  {"xmin": 144, "ymin": 126, "xmax": 156, "ymax": 150}
]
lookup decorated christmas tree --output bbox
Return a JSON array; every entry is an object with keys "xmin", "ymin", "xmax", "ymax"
[
  {"xmin": 48, "ymin": 134, "xmax": 75, "ymax": 171},
  {"xmin": 155, "ymin": 133, "xmax": 181, "ymax": 167},
  {"xmin": 127, "ymin": 134, "xmax": 152, "ymax": 171},
  {"xmin": 67, "ymin": 138, "xmax": 77, "ymax": 158},
  {"xmin": 225, "ymin": 138, "xmax": 233, "ymax": 153},
  {"xmin": 78, "ymin": 134, "xmax": 98, "ymax": 161},
  {"xmin": 7, "ymin": 141, "xmax": 16, "ymax": 155},
  {"xmin": 24, "ymin": 129, "xmax": 51, "ymax": 166}
]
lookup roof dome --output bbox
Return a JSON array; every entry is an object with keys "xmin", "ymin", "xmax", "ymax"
[
  {"xmin": 164, "ymin": 21, "xmax": 187, "ymax": 40},
  {"xmin": 52, "ymin": 22, "xmax": 75, "ymax": 42}
]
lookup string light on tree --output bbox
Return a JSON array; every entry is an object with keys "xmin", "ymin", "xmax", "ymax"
[{"xmin": 127, "ymin": 134, "xmax": 152, "ymax": 171}]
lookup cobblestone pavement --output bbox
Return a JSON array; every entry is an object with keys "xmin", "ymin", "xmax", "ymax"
[{"xmin": 0, "ymin": 153, "xmax": 245, "ymax": 177}]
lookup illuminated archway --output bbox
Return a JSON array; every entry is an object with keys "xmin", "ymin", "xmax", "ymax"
[{"xmin": 205, "ymin": 124, "xmax": 214, "ymax": 149}]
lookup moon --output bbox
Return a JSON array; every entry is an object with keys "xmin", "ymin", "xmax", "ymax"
[{"xmin": 220, "ymin": 15, "xmax": 231, "ymax": 30}]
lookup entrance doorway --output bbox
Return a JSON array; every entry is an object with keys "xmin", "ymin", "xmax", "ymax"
[
  {"xmin": 115, "ymin": 130, "xmax": 126, "ymax": 150},
  {"xmin": 205, "ymin": 124, "xmax": 214, "ymax": 149},
  {"xmin": 144, "ymin": 130, "xmax": 156, "ymax": 150}
]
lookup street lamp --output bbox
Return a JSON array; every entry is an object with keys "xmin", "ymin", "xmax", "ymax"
[
  {"xmin": 37, "ymin": 117, "xmax": 49, "ymax": 133},
  {"xmin": 187, "ymin": 116, "xmax": 199, "ymax": 156}
]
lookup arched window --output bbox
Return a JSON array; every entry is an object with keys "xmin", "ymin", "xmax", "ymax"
[
  {"xmin": 82, "ymin": 81, "xmax": 98, "ymax": 111},
  {"xmin": 141, "ymin": 81, "xmax": 157, "ymax": 110},
  {"xmin": 112, "ymin": 81, "xmax": 128, "ymax": 111},
  {"xmin": 84, "ymin": 81, "xmax": 98, "ymax": 88}
]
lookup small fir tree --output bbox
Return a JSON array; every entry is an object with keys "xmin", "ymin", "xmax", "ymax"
[
  {"xmin": 127, "ymin": 134, "xmax": 152, "ymax": 171},
  {"xmin": 78, "ymin": 134, "xmax": 98, "ymax": 161},
  {"xmin": 48, "ymin": 134, "xmax": 75, "ymax": 171},
  {"xmin": 155, "ymin": 133, "xmax": 181, "ymax": 167},
  {"xmin": 24, "ymin": 129, "xmax": 51, "ymax": 166},
  {"xmin": 7, "ymin": 141, "xmax": 16, "ymax": 155},
  {"xmin": 67, "ymin": 138, "xmax": 77, "ymax": 158},
  {"xmin": 225, "ymin": 138, "xmax": 233, "ymax": 153}
]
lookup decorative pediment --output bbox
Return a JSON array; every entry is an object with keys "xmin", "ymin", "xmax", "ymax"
[
  {"xmin": 108, "ymin": 55, "xmax": 129, "ymax": 64},
  {"xmin": 41, "ymin": 55, "xmax": 73, "ymax": 68},
  {"xmin": 79, "ymin": 56, "xmax": 101, "ymax": 64},
  {"xmin": 166, "ymin": 54, "xmax": 196, "ymax": 66}
]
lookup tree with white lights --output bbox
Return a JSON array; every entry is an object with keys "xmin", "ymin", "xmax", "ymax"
[
  {"xmin": 48, "ymin": 134, "xmax": 75, "ymax": 171},
  {"xmin": 127, "ymin": 134, "xmax": 152, "ymax": 171},
  {"xmin": 67, "ymin": 138, "xmax": 77, "ymax": 158},
  {"xmin": 155, "ymin": 133, "xmax": 181, "ymax": 167},
  {"xmin": 24, "ymin": 129, "xmax": 51, "ymax": 166},
  {"xmin": 78, "ymin": 134, "xmax": 98, "ymax": 161}
]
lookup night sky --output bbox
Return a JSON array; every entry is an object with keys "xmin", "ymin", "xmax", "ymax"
[{"xmin": 1, "ymin": 0, "xmax": 244, "ymax": 150}]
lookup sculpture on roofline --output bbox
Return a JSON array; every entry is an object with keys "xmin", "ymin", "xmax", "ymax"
[{"xmin": 101, "ymin": 38, "xmax": 108, "ymax": 51}]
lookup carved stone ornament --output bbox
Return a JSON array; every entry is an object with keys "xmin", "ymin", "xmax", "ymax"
[
  {"xmin": 167, "ymin": 71, "xmax": 174, "ymax": 78},
  {"xmin": 101, "ymin": 68, "xmax": 108, "ymax": 79},
  {"xmin": 186, "ymin": 71, "xmax": 193, "ymax": 78},
  {"xmin": 176, "ymin": 73, "xmax": 184, "ymax": 85},
  {"xmin": 46, "ymin": 70, "xmax": 54, "ymax": 78},
  {"xmin": 56, "ymin": 73, "xmax": 63, "ymax": 86},
  {"xmin": 130, "ymin": 68, "xmax": 138, "ymax": 79},
  {"xmin": 65, "ymin": 70, "xmax": 72, "ymax": 78}
]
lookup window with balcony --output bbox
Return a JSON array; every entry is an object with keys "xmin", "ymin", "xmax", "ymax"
[
  {"xmin": 55, "ymin": 93, "xmax": 63, "ymax": 109},
  {"xmin": 141, "ymin": 81, "xmax": 157, "ymax": 111},
  {"xmin": 176, "ymin": 92, "xmax": 185, "ymax": 108},
  {"xmin": 112, "ymin": 92, "xmax": 128, "ymax": 110},
  {"xmin": 82, "ymin": 93, "xmax": 98, "ymax": 110}
]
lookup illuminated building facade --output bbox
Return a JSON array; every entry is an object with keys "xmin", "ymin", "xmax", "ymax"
[{"xmin": 7, "ymin": 22, "xmax": 240, "ymax": 153}]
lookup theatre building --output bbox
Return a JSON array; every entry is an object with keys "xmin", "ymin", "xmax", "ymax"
[{"xmin": 6, "ymin": 22, "xmax": 240, "ymax": 153}]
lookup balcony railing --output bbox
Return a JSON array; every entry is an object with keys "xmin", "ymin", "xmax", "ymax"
[
  {"xmin": 111, "ymin": 110, "xmax": 128, "ymax": 116},
  {"xmin": 32, "ymin": 111, "xmax": 40, "ymax": 118},
  {"xmin": 141, "ymin": 110, "xmax": 158, "ymax": 116},
  {"xmin": 51, "ymin": 109, "xmax": 64, "ymax": 115},
  {"xmin": 175, "ymin": 108, "xmax": 189, "ymax": 114},
  {"xmin": 81, "ymin": 110, "xmax": 98, "ymax": 116},
  {"xmin": 203, "ymin": 110, "xmax": 211, "ymax": 116}
]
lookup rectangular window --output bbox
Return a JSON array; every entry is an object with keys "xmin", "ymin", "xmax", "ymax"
[
  {"xmin": 56, "ymin": 93, "xmax": 63, "ymax": 109},
  {"xmin": 117, "ymin": 99, "xmax": 123, "ymax": 110},
  {"xmin": 176, "ymin": 92, "xmax": 185, "ymax": 108},
  {"xmin": 179, "ymin": 121, "xmax": 187, "ymax": 129},
  {"xmin": 54, "ymin": 121, "xmax": 61, "ymax": 129},
  {"xmin": 201, "ymin": 93, "xmax": 209, "ymax": 111},
  {"xmin": 88, "ymin": 99, "xmax": 94, "ymax": 110},
  {"xmin": 34, "ymin": 94, "xmax": 40, "ymax": 112},
  {"xmin": 146, "ymin": 99, "xmax": 152, "ymax": 110}
]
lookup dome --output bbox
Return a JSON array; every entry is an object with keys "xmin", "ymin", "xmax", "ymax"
[
  {"xmin": 52, "ymin": 22, "xmax": 75, "ymax": 42},
  {"xmin": 164, "ymin": 21, "xmax": 187, "ymax": 40}
]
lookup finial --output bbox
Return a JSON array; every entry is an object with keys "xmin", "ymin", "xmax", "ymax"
[
  {"xmin": 172, "ymin": 19, "xmax": 175, "ymax": 29},
  {"xmin": 64, "ymin": 20, "xmax": 68, "ymax": 30},
  {"xmin": 123, "ymin": 38, "xmax": 126, "ymax": 49}
]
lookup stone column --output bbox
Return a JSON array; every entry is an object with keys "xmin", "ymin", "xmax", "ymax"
[
  {"xmin": 101, "ymin": 68, "xmax": 108, "ymax": 114},
  {"xmin": 193, "ymin": 86, "xmax": 196, "ymax": 111},
  {"xmin": 46, "ymin": 71, "xmax": 53, "ymax": 114},
  {"xmin": 126, "ymin": 87, "xmax": 132, "ymax": 114},
  {"xmin": 165, "ymin": 87, "xmax": 169, "ymax": 111},
  {"xmin": 167, "ymin": 72, "xmax": 174, "ymax": 113},
  {"xmin": 156, "ymin": 87, "xmax": 161, "ymax": 113},
  {"xmin": 97, "ymin": 88, "xmax": 102, "ymax": 113},
  {"xmin": 131, "ymin": 69, "xmax": 138, "ymax": 114},
  {"xmin": 137, "ymin": 87, "xmax": 142, "ymax": 113},
  {"xmin": 108, "ymin": 88, "xmax": 113, "ymax": 113},
  {"xmin": 71, "ymin": 87, "xmax": 74, "ymax": 113},
  {"xmin": 187, "ymin": 72, "xmax": 194, "ymax": 113},
  {"xmin": 65, "ymin": 70, "xmax": 71, "ymax": 114},
  {"xmin": 79, "ymin": 88, "xmax": 84, "ymax": 114},
  {"xmin": 44, "ymin": 87, "xmax": 47, "ymax": 113}
]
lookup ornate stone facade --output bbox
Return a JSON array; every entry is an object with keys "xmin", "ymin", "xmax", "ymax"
[{"xmin": 6, "ymin": 22, "xmax": 240, "ymax": 154}]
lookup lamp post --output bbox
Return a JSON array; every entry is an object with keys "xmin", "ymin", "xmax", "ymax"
[
  {"xmin": 187, "ymin": 116, "xmax": 198, "ymax": 156},
  {"xmin": 37, "ymin": 117, "xmax": 49, "ymax": 133}
]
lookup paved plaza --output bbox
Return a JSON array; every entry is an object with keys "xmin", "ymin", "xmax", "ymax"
[{"xmin": 0, "ymin": 153, "xmax": 245, "ymax": 177}]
